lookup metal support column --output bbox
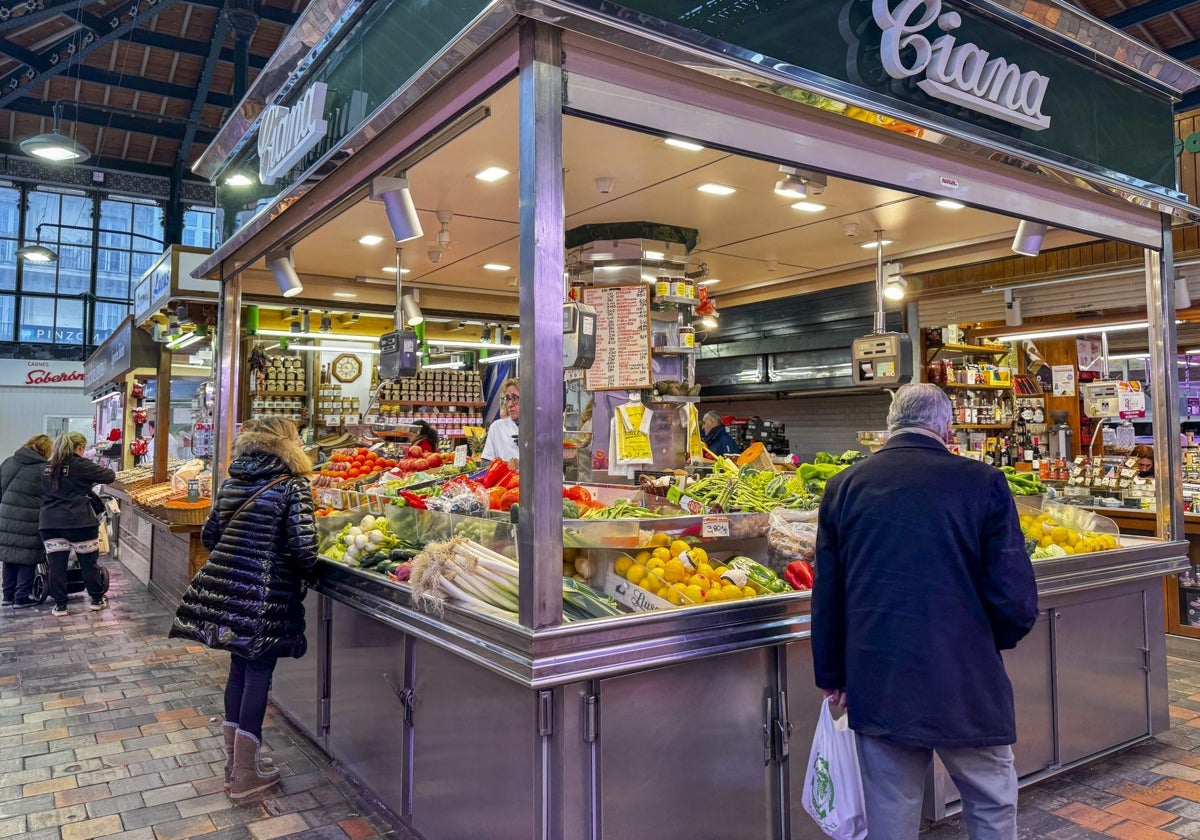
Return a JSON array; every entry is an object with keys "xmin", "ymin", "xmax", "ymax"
[
  {"xmin": 213, "ymin": 264, "xmax": 243, "ymax": 486},
  {"xmin": 1147, "ymin": 217, "xmax": 1183, "ymax": 541},
  {"xmin": 516, "ymin": 20, "xmax": 564, "ymax": 630}
]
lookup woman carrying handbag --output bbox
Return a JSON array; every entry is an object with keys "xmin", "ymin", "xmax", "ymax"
[{"xmin": 170, "ymin": 417, "xmax": 318, "ymax": 800}]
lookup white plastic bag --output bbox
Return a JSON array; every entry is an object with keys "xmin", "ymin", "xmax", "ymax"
[{"xmin": 802, "ymin": 699, "xmax": 868, "ymax": 840}]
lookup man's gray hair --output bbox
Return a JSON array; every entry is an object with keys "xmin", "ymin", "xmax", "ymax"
[
  {"xmin": 886, "ymin": 383, "xmax": 952, "ymax": 435},
  {"xmin": 702, "ymin": 411, "xmax": 723, "ymax": 425}
]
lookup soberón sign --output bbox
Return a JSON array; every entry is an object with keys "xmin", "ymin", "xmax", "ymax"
[{"xmin": 873, "ymin": 0, "xmax": 1051, "ymax": 131}]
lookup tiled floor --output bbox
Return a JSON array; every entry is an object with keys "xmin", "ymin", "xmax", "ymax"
[
  {"xmin": 0, "ymin": 558, "xmax": 402, "ymax": 840},
  {"xmin": 9, "ymin": 557, "xmax": 1200, "ymax": 839}
]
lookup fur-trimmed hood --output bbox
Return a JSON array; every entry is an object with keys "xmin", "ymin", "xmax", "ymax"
[{"xmin": 230, "ymin": 430, "xmax": 312, "ymax": 478}]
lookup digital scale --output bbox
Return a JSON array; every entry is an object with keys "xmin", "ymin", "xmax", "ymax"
[
  {"xmin": 563, "ymin": 301, "xmax": 597, "ymax": 369},
  {"xmin": 378, "ymin": 329, "xmax": 420, "ymax": 380},
  {"xmin": 850, "ymin": 332, "xmax": 913, "ymax": 387},
  {"xmin": 1082, "ymin": 380, "xmax": 1145, "ymax": 419}
]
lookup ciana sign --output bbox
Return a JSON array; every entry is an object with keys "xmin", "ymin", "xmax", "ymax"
[
  {"xmin": 873, "ymin": 0, "xmax": 1051, "ymax": 131},
  {"xmin": 258, "ymin": 82, "xmax": 329, "ymax": 186}
]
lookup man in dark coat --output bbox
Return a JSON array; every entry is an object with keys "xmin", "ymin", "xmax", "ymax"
[
  {"xmin": 0, "ymin": 434, "xmax": 53, "ymax": 607},
  {"xmin": 812, "ymin": 383, "xmax": 1037, "ymax": 840}
]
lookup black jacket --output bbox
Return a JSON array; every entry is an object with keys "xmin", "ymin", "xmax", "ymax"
[
  {"xmin": 170, "ymin": 432, "xmax": 318, "ymax": 660},
  {"xmin": 812, "ymin": 432, "xmax": 1038, "ymax": 748},
  {"xmin": 40, "ymin": 453, "xmax": 116, "ymax": 531},
  {"xmin": 0, "ymin": 448, "xmax": 48, "ymax": 565},
  {"xmin": 702, "ymin": 423, "xmax": 739, "ymax": 456}
]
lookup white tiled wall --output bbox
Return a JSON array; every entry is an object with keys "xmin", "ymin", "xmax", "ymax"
[{"xmin": 701, "ymin": 392, "xmax": 893, "ymax": 460}]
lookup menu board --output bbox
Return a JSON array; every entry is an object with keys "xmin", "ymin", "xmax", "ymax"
[{"xmin": 582, "ymin": 285, "xmax": 652, "ymax": 391}]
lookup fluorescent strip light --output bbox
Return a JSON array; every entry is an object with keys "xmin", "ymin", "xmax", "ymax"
[
  {"xmin": 699, "ymin": 278, "xmax": 720, "ymax": 286},
  {"xmin": 791, "ymin": 201, "xmax": 826, "ymax": 212},
  {"xmin": 475, "ymin": 167, "xmax": 509, "ymax": 182},
  {"xmin": 166, "ymin": 332, "xmax": 203, "ymax": 350},
  {"xmin": 358, "ymin": 235, "xmax": 384, "ymax": 245},
  {"xmin": 287, "ymin": 345, "xmax": 380, "ymax": 355},
  {"xmin": 664, "ymin": 138, "xmax": 704, "ymax": 151},
  {"xmin": 480, "ymin": 351, "xmax": 520, "ymax": 364},
  {"xmin": 483, "ymin": 263, "xmax": 511, "ymax": 271},
  {"xmin": 994, "ymin": 321, "xmax": 1158, "ymax": 342},
  {"xmin": 380, "ymin": 266, "xmax": 411, "ymax": 274},
  {"xmin": 697, "ymin": 183, "xmax": 735, "ymax": 195},
  {"xmin": 936, "ymin": 199, "xmax": 965, "ymax": 209},
  {"xmin": 423, "ymin": 360, "xmax": 465, "ymax": 370},
  {"xmin": 90, "ymin": 391, "xmax": 122, "ymax": 404},
  {"xmin": 257, "ymin": 329, "xmax": 381, "ymax": 342},
  {"xmin": 431, "ymin": 339, "xmax": 521, "ymax": 351},
  {"xmin": 332, "ymin": 291, "xmax": 358, "ymax": 299},
  {"xmin": 861, "ymin": 240, "xmax": 893, "ymax": 249}
]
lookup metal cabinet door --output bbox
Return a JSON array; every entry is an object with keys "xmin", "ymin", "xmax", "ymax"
[
  {"xmin": 1003, "ymin": 612, "xmax": 1055, "ymax": 778},
  {"xmin": 270, "ymin": 589, "xmax": 325, "ymax": 746},
  {"xmin": 785, "ymin": 641, "xmax": 848, "ymax": 840},
  {"xmin": 598, "ymin": 647, "xmax": 773, "ymax": 840},
  {"xmin": 1054, "ymin": 590, "xmax": 1150, "ymax": 766},
  {"xmin": 327, "ymin": 600, "xmax": 409, "ymax": 818}
]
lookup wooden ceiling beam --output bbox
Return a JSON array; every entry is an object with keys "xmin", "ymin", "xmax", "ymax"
[
  {"xmin": 0, "ymin": 0, "xmax": 187, "ymax": 111},
  {"xmin": 123, "ymin": 28, "xmax": 269, "ymax": 69},
  {"xmin": 1106, "ymin": 0, "xmax": 1193, "ymax": 30},
  {"xmin": 73, "ymin": 66, "xmax": 234, "ymax": 109},
  {"xmin": 5, "ymin": 96, "xmax": 217, "ymax": 143}
]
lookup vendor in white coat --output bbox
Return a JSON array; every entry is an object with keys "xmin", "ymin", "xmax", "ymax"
[{"xmin": 482, "ymin": 377, "xmax": 520, "ymax": 469}]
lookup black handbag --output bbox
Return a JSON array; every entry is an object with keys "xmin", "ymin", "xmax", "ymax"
[{"xmin": 88, "ymin": 491, "xmax": 105, "ymax": 516}]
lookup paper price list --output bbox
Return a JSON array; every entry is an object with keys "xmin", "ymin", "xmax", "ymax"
[{"xmin": 583, "ymin": 285, "xmax": 651, "ymax": 391}]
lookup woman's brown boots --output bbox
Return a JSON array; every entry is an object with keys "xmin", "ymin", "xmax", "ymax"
[
  {"xmin": 222, "ymin": 722, "xmax": 277, "ymax": 791},
  {"xmin": 229, "ymin": 729, "xmax": 281, "ymax": 800}
]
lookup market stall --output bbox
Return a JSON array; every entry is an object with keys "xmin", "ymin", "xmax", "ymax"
[{"xmin": 190, "ymin": 0, "xmax": 1199, "ymax": 836}]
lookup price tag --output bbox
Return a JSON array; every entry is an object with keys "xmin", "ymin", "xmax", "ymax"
[
  {"xmin": 453, "ymin": 445, "xmax": 468, "ymax": 468},
  {"xmin": 317, "ymin": 488, "xmax": 342, "ymax": 507},
  {"xmin": 186, "ymin": 479, "xmax": 200, "ymax": 504},
  {"xmin": 701, "ymin": 515, "xmax": 730, "ymax": 538}
]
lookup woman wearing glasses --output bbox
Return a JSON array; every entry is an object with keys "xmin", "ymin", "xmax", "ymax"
[{"xmin": 483, "ymin": 378, "xmax": 520, "ymax": 469}]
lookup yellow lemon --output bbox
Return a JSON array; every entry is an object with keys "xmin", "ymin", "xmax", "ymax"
[
  {"xmin": 614, "ymin": 555, "xmax": 634, "ymax": 575},
  {"xmin": 625, "ymin": 564, "xmax": 646, "ymax": 585},
  {"xmin": 651, "ymin": 547, "xmax": 672, "ymax": 562},
  {"xmin": 1050, "ymin": 526, "xmax": 1068, "ymax": 544},
  {"xmin": 646, "ymin": 556, "xmax": 666, "ymax": 571},
  {"xmin": 1039, "ymin": 535, "xmax": 1053, "ymax": 548},
  {"xmin": 655, "ymin": 586, "xmax": 668, "ymax": 599},
  {"xmin": 696, "ymin": 562, "xmax": 715, "ymax": 578},
  {"xmin": 1066, "ymin": 529, "xmax": 1080, "ymax": 546},
  {"xmin": 704, "ymin": 588, "xmax": 724, "ymax": 603},
  {"xmin": 685, "ymin": 584, "xmax": 704, "ymax": 604},
  {"xmin": 713, "ymin": 565, "xmax": 729, "ymax": 578},
  {"xmin": 649, "ymin": 532, "xmax": 671, "ymax": 548},
  {"xmin": 639, "ymin": 577, "xmax": 656, "ymax": 591},
  {"xmin": 664, "ymin": 558, "xmax": 687, "ymax": 583},
  {"xmin": 634, "ymin": 550, "xmax": 651, "ymax": 565},
  {"xmin": 743, "ymin": 586, "xmax": 757, "ymax": 598},
  {"xmin": 670, "ymin": 539, "xmax": 691, "ymax": 558},
  {"xmin": 723, "ymin": 584, "xmax": 743, "ymax": 600},
  {"xmin": 689, "ymin": 573, "xmax": 711, "ymax": 589},
  {"xmin": 690, "ymin": 548, "xmax": 709, "ymax": 565}
]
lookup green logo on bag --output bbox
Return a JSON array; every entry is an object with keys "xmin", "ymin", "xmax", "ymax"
[{"xmin": 812, "ymin": 755, "xmax": 835, "ymax": 819}]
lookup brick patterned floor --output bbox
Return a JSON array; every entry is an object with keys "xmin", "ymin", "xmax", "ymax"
[
  {"xmin": 12, "ymin": 557, "xmax": 1200, "ymax": 839},
  {"xmin": 0, "ymin": 558, "xmax": 406, "ymax": 840}
]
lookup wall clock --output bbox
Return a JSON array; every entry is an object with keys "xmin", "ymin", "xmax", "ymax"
[{"xmin": 332, "ymin": 353, "xmax": 363, "ymax": 383}]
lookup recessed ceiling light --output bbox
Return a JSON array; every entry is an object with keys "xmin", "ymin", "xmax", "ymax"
[
  {"xmin": 483, "ymin": 263, "xmax": 511, "ymax": 271},
  {"xmin": 936, "ymin": 199, "xmax": 965, "ymax": 210},
  {"xmin": 791, "ymin": 201, "xmax": 827, "ymax": 213},
  {"xmin": 665, "ymin": 138, "xmax": 704, "ymax": 151},
  {"xmin": 475, "ymin": 167, "xmax": 509, "ymax": 182},
  {"xmin": 380, "ymin": 266, "xmax": 411, "ymax": 274},
  {"xmin": 698, "ymin": 183, "xmax": 736, "ymax": 195},
  {"xmin": 358, "ymin": 234, "xmax": 384, "ymax": 245},
  {"xmin": 861, "ymin": 240, "xmax": 893, "ymax": 249},
  {"xmin": 699, "ymin": 278, "xmax": 720, "ymax": 286},
  {"xmin": 332, "ymin": 291, "xmax": 358, "ymax": 299}
]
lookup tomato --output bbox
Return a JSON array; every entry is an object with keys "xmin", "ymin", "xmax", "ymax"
[{"xmin": 499, "ymin": 487, "xmax": 520, "ymax": 511}]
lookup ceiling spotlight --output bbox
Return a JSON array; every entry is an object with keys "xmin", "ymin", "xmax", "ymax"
[
  {"xmin": 266, "ymin": 250, "xmax": 304, "ymax": 298},
  {"xmin": 370, "ymin": 176, "xmax": 423, "ymax": 243},
  {"xmin": 401, "ymin": 294, "xmax": 424, "ymax": 327},
  {"xmin": 448, "ymin": 320, "xmax": 463, "ymax": 331},
  {"xmin": 1178, "ymin": 275, "xmax": 1192, "ymax": 311},
  {"xmin": 774, "ymin": 166, "xmax": 827, "ymax": 200},
  {"xmin": 19, "ymin": 101, "xmax": 91, "ymax": 163},
  {"xmin": 774, "ymin": 173, "xmax": 807, "ymax": 200},
  {"xmin": 1011, "ymin": 220, "xmax": 1047, "ymax": 257},
  {"xmin": 1004, "ymin": 290, "xmax": 1023, "ymax": 327},
  {"xmin": 436, "ymin": 209, "xmax": 453, "ymax": 247},
  {"xmin": 319, "ymin": 311, "xmax": 333, "ymax": 333},
  {"xmin": 698, "ymin": 316, "xmax": 718, "ymax": 330},
  {"xmin": 882, "ymin": 262, "xmax": 906, "ymax": 300}
]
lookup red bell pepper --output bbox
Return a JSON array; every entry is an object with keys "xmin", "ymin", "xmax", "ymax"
[
  {"xmin": 482, "ymin": 459, "xmax": 511, "ymax": 489},
  {"xmin": 785, "ymin": 560, "xmax": 814, "ymax": 590},
  {"xmin": 502, "ymin": 471, "xmax": 520, "ymax": 491},
  {"xmin": 399, "ymin": 491, "xmax": 428, "ymax": 509},
  {"xmin": 499, "ymin": 487, "xmax": 520, "ymax": 512}
]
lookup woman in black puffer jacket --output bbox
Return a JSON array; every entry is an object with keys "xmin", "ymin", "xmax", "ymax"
[
  {"xmin": 170, "ymin": 416, "xmax": 317, "ymax": 801},
  {"xmin": 0, "ymin": 434, "xmax": 53, "ymax": 607}
]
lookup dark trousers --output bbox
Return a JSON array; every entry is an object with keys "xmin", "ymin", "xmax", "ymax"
[
  {"xmin": 40, "ymin": 526, "xmax": 103, "ymax": 609},
  {"xmin": 225, "ymin": 654, "xmax": 279, "ymax": 740},
  {"xmin": 1, "ymin": 563, "xmax": 35, "ymax": 602}
]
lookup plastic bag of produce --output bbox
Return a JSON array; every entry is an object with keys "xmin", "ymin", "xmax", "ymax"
[
  {"xmin": 802, "ymin": 699, "xmax": 868, "ymax": 840},
  {"xmin": 766, "ymin": 507, "xmax": 818, "ymax": 574}
]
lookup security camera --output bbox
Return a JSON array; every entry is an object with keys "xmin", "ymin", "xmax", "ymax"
[
  {"xmin": 595, "ymin": 176, "xmax": 614, "ymax": 195},
  {"xmin": 428, "ymin": 245, "xmax": 443, "ymax": 263}
]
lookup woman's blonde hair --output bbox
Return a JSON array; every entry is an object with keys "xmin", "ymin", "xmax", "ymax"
[
  {"xmin": 501, "ymin": 377, "xmax": 520, "ymax": 393},
  {"xmin": 47, "ymin": 431, "xmax": 89, "ymax": 488},
  {"xmin": 23, "ymin": 434, "xmax": 53, "ymax": 458},
  {"xmin": 234, "ymin": 416, "xmax": 312, "ymax": 477}
]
